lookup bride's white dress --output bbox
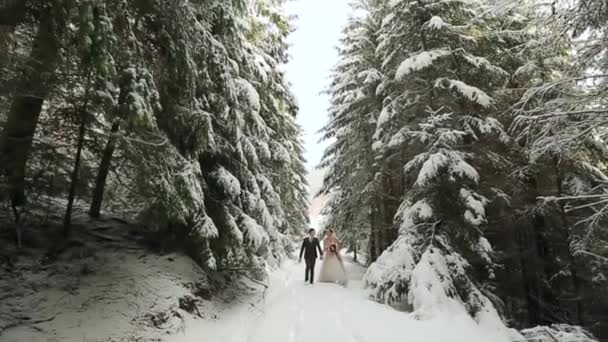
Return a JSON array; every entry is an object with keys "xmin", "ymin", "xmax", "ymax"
[
  {"xmin": 318, "ymin": 252, "xmax": 348, "ymax": 285},
  {"xmin": 318, "ymin": 238, "xmax": 348, "ymax": 286}
]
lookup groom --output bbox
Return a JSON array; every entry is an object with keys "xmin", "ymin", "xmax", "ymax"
[{"xmin": 299, "ymin": 228, "xmax": 323, "ymax": 284}]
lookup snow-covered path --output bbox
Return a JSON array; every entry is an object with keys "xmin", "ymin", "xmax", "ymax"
[{"xmin": 168, "ymin": 257, "xmax": 508, "ymax": 342}]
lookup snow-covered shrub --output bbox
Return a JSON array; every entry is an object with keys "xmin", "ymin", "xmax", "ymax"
[{"xmin": 520, "ymin": 324, "xmax": 598, "ymax": 342}]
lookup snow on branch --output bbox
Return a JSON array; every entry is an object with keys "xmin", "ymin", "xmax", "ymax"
[
  {"xmin": 238, "ymin": 213, "xmax": 269, "ymax": 249},
  {"xmin": 396, "ymin": 49, "xmax": 452, "ymax": 79},
  {"xmin": 426, "ymin": 16, "xmax": 449, "ymax": 30},
  {"xmin": 459, "ymin": 188, "xmax": 488, "ymax": 226},
  {"xmin": 210, "ymin": 166, "xmax": 242, "ymax": 200},
  {"xmin": 434, "ymin": 78, "xmax": 493, "ymax": 108},
  {"xmin": 408, "ymin": 149, "xmax": 479, "ymax": 186}
]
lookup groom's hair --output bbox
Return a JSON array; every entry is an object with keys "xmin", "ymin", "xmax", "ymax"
[{"xmin": 308, "ymin": 228, "xmax": 315, "ymax": 233}]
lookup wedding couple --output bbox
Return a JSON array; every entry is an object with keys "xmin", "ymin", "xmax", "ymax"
[{"xmin": 298, "ymin": 228, "xmax": 348, "ymax": 286}]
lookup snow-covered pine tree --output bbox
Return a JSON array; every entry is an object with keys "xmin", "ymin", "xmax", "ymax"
[
  {"xmin": 318, "ymin": 0, "xmax": 387, "ymax": 262},
  {"xmin": 510, "ymin": 0, "xmax": 608, "ymax": 334},
  {"xmin": 188, "ymin": 0, "xmax": 309, "ymax": 271},
  {"xmin": 363, "ymin": 0, "xmax": 530, "ymax": 331},
  {"xmin": 0, "ymin": 0, "xmax": 309, "ymax": 278},
  {"xmin": 0, "ymin": 0, "xmax": 73, "ymax": 206}
]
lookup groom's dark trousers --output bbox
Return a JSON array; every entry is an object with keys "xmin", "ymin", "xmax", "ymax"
[{"xmin": 300, "ymin": 237, "xmax": 323, "ymax": 284}]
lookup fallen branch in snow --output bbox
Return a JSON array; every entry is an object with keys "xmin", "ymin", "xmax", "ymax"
[
  {"xmin": 86, "ymin": 230, "xmax": 125, "ymax": 242},
  {"xmin": 179, "ymin": 295, "xmax": 203, "ymax": 318},
  {"xmin": 2, "ymin": 315, "xmax": 57, "ymax": 331},
  {"xmin": 544, "ymin": 327, "xmax": 560, "ymax": 342},
  {"xmin": 217, "ymin": 268, "xmax": 269, "ymax": 313},
  {"xmin": 217, "ymin": 268, "xmax": 269, "ymax": 289}
]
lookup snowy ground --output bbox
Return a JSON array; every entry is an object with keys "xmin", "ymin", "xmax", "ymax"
[
  {"xmin": 168, "ymin": 255, "xmax": 511, "ymax": 342},
  {"xmin": 0, "ymin": 213, "xmax": 216, "ymax": 342}
]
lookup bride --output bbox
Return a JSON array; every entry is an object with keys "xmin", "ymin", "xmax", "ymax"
[{"xmin": 318, "ymin": 228, "xmax": 348, "ymax": 286}]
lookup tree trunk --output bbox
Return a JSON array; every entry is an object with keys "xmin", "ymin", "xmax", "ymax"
[
  {"xmin": 63, "ymin": 74, "xmax": 91, "ymax": 236},
  {"xmin": 377, "ymin": 196, "xmax": 387, "ymax": 253},
  {"xmin": 516, "ymin": 220, "xmax": 541, "ymax": 325},
  {"xmin": 0, "ymin": 4, "xmax": 67, "ymax": 206},
  {"xmin": 372, "ymin": 203, "xmax": 382, "ymax": 261},
  {"xmin": 0, "ymin": 0, "xmax": 26, "ymax": 75},
  {"xmin": 369, "ymin": 208, "xmax": 377, "ymax": 263},
  {"xmin": 553, "ymin": 157, "xmax": 584, "ymax": 325},
  {"xmin": 63, "ymin": 118, "xmax": 87, "ymax": 235},
  {"xmin": 89, "ymin": 121, "xmax": 120, "ymax": 218}
]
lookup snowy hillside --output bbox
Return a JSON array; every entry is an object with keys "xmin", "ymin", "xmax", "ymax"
[{"xmin": 0, "ymin": 215, "xmax": 216, "ymax": 342}]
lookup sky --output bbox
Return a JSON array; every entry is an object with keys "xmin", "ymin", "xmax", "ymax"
[{"xmin": 284, "ymin": 0, "xmax": 350, "ymax": 204}]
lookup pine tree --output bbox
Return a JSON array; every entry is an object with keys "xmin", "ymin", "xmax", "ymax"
[
  {"xmin": 510, "ymin": 0, "xmax": 608, "ymax": 332},
  {"xmin": 319, "ymin": 0, "xmax": 387, "ymax": 263},
  {"xmin": 363, "ymin": 0, "xmax": 532, "ymax": 330},
  {"xmin": 0, "ymin": 0, "xmax": 73, "ymax": 206},
  {"xmin": 0, "ymin": 0, "xmax": 309, "ymax": 279}
]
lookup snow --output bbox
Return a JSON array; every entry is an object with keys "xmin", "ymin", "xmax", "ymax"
[
  {"xmin": 193, "ymin": 214, "xmax": 220, "ymax": 240},
  {"xmin": 235, "ymin": 78, "xmax": 261, "ymax": 112},
  {"xmin": 434, "ymin": 78, "xmax": 493, "ymax": 108},
  {"xmin": 461, "ymin": 54, "xmax": 508, "ymax": 76},
  {"xmin": 270, "ymin": 141, "xmax": 292, "ymax": 163},
  {"xmin": 168, "ymin": 256, "xmax": 514, "ymax": 342},
  {"xmin": 211, "ymin": 166, "xmax": 242, "ymax": 199},
  {"xmin": 460, "ymin": 188, "xmax": 487, "ymax": 226},
  {"xmin": 408, "ymin": 248, "xmax": 462, "ymax": 317},
  {"xmin": 476, "ymin": 237, "xmax": 494, "ymax": 266},
  {"xmin": 416, "ymin": 152, "xmax": 449, "ymax": 186},
  {"xmin": 449, "ymin": 156, "xmax": 479, "ymax": 183},
  {"xmin": 427, "ymin": 16, "xmax": 448, "ymax": 30},
  {"xmin": 358, "ymin": 69, "xmax": 383, "ymax": 84},
  {"xmin": 404, "ymin": 150, "xmax": 480, "ymax": 198},
  {"xmin": 521, "ymin": 324, "xmax": 598, "ymax": 342},
  {"xmin": 404, "ymin": 149, "xmax": 478, "ymax": 187},
  {"xmin": 381, "ymin": 13, "xmax": 395, "ymax": 29},
  {"xmin": 239, "ymin": 213, "xmax": 270, "ymax": 248},
  {"xmin": 376, "ymin": 103, "xmax": 392, "ymax": 129},
  {"xmin": 371, "ymin": 140, "xmax": 384, "ymax": 151},
  {"xmin": 395, "ymin": 49, "xmax": 452, "ymax": 79},
  {"xmin": 397, "ymin": 199, "xmax": 434, "ymax": 233},
  {"xmin": 465, "ymin": 116, "xmax": 503, "ymax": 135},
  {"xmin": 364, "ymin": 234, "xmax": 418, "ymax": 306},
  {"xmin": 254, "ymin": 54, "xmax": 271, "ymax": 83},
  {"xmin": 0, "ymin": 248, "xmax": 208, "ymax": 342}
]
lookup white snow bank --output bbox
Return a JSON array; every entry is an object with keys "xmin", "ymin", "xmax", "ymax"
[
  {"xmin": 169, "ymin": 257, "xmax": 517, "ymax": 342},
  {"xmin": 365, "ymin": 240, "xmax": 517, "ymax": 342}
]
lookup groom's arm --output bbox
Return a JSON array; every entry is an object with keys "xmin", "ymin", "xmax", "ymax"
[
  {"xmin": 316, "ymin": 239, "xmax": 323, "ymax": 256},
  {"xmin": 299, "ymin": 240, "xmax": 305, "ymax": 260}
]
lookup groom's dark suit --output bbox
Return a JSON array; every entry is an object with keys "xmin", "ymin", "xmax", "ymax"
[{"xmin": 299, "ymin": 237, "xmax": 323, "ymax": 284}]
